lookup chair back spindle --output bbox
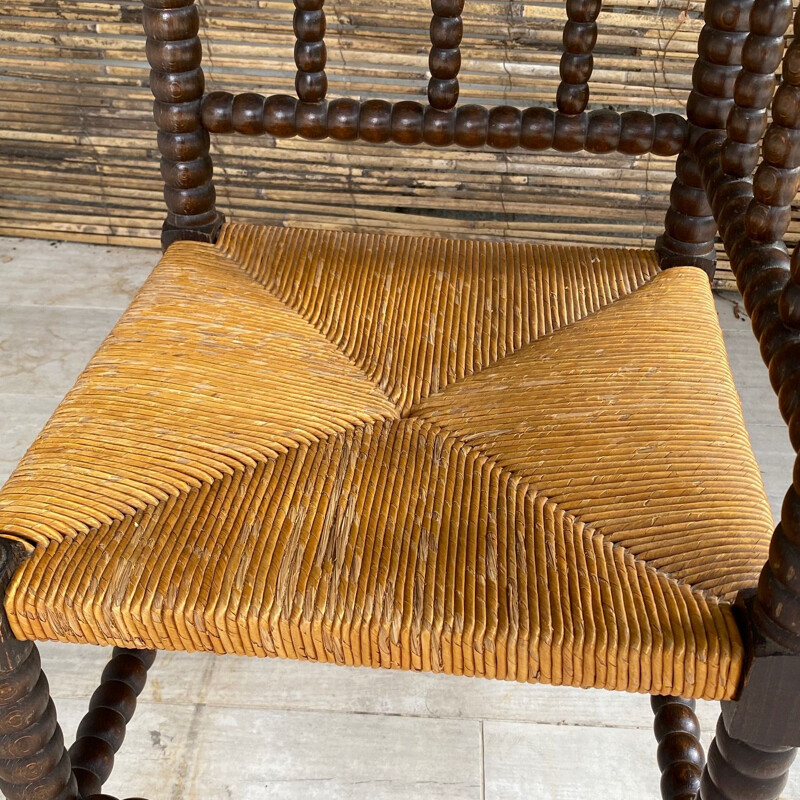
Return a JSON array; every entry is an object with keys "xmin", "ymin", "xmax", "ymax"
[
  {"xmin": 556, "ymin": 0, "xmax": 600, "ymax": 116},
  {"xmin": 428, "ymin": 0, "xmax": 463, "ymax": 111},
  {"xmin": 294, "ymin": 0, "xmax": 327, "ymax": 103},
  {"xmin": 144, "ymin": 0, "xmax": 800, "ymax": 290}
]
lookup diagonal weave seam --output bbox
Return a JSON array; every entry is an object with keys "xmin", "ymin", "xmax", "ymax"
[
  {"xmin": 158, "ymin": 232, "xmax": 744, "ymax": 602},
  {"xmin": 214, "ymin": 223, "xmax": 664, "ymax": 414},
  {"xmin": 407, "ymin": 265, "xmax": 771, "ymax": 599},
  {"xmin": 0, "ymin": 243, "xmax": 401, "ymax": 548},
  {"xmin": 3, "ymin": 228, "xmax": 653, "ymax": 549},
  {"xmin": 0, "ymin": 227, "xmax": 765, "ymax": 699},
  {"xmin": 207, "ymin": 230, "xmax": 410, "ymax": 416},
  {"xmin": 0, "ymin": 234, "xmax": 761, "ymax": 598},
  {"xmin": 4, "ymin": 417, "xmax": 743, "ymax": 699}
]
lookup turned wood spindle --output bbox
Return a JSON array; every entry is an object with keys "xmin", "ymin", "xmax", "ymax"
[
  {"xmin": 657, "ymin": 0, "xmax": 755, "ymax": 273},
  {"xmin": 201, "ymin": 92, "xmax": 687, "ymax": 156},
  {"xmin": 143, "ymin": 0, "xmax": 223, "ymax": 249},
  {"xmin": 657, "ymin": 150, "xmax": 717, "ymax": 275},
  {"xmin": 699, "ymin": 715, "xmax": 796, "ymax": 799},
  {"xmin": 68, "ymin": 648, "xmax": 157, "ymax": 799},
  {"xmin": 0, "ymin": 644, "xmax": 78, "ymax": 800},
  {"xmin": 701, "ymin": 0, "xmax": 791, "ymax": 284},
  {"xmin": 294, "ymin": 0, "xmax": 327, "ymax": 103},
  {"xmin": 722, "ymin": 0, "xmax": 791, "ymax": 181},
  {"xmin": 651, "ymin": 696, "xmax": 705, "ymax": 800},
  {"xmin": 748, "ymin": 1, "xmax": 800, "ymax": 350},
  {"xmin": 694, "ymin": 0, "xmax": 800, "ymax": 441},
  {"xmin": 428, "ymin": 0, "xmax": 463, "ymax": 111},
  {"xmin": 557, "ymin": 0, "xmax": 600, "ymax": 115},
  {"xmin": 0, "ymin": 545, "xmax": 78, "ymax": 800},
  {"xmin": 685, "ymin": 0, "xmax": 800, "ymax": 773}
]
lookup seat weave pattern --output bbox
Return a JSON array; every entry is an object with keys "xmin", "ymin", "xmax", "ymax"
[{"xmin": 0, "ymin": 224, "xmax": 772, "ymax": 700}]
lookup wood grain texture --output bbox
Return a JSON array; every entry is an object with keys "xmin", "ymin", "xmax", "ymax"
[{"xmin": 0, "ymin": 224, "xmax": 773, "ymax": 700}]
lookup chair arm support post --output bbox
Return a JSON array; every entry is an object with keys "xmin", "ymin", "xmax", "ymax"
[
  {"xmin": 142, "ymin": 0, "xmax": 224, "ymax": 250},
  {"xmin": 718, "ymin": 591, "xmax": 800, "ymax": 749}
]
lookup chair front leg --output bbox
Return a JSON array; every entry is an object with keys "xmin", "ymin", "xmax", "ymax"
[
  {"xmin": 699, "ymin": 714, "xmax": 796, "ymax": 800},
  {"xmin": 698, "ymin": 489, "xmax": 800, "ymax": 800},
  {"xmin": 0, "ymin": 545, "xmax": 78, "ymax": 800}
]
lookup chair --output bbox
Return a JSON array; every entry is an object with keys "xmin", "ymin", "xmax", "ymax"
[{"xmin": 1, "ymin": 0, "xmax": 800, "ymax": 797}]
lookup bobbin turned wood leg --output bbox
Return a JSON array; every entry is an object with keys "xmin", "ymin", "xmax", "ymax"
[
  {"xmin": 656, "ymin": 152, "xmax": 717, "ymax": 277},
  {"xmin": 651, "ymin": 696, "xmax": 705, "ymax": 800},
  {"xmin": 68, "ymin": 648, "xmax": 156, "ymax": 798},
  {"xmin": 698, "ymin": 489, "xmax": 800, "ymax": 799},
  {"xmin": 699, "ymin": 715, "xmax": 796, "ymax": 800},
  {"xmin": 0, "ymin": 544, "xmax": 78, "ymax": 800},
  {"xmin": 0, "ymin": 543, "xmax": 156, "ymax": 800},
  {"xmin": 142, "ymin": 0, "xmax": 224, "ymax": 251}
]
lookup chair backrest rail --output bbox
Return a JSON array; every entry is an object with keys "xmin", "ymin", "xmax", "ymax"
[
  {"xmin": 556, "ymin": 0, "xmax": 600, "ymax": 116},
  {"xmin": 200, "ymin": 91, "xmax": 687, "ymax": 156},
  {"xmin": 656, "ymin": 0, "xmax": 755, "ymax": 272}
]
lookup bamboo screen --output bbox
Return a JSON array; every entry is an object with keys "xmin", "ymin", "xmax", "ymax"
[{"xmin": 1, "ymin": 0, "xmax": 796, "ymax": 287}]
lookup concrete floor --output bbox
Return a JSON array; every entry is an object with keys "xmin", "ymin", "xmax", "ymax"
[{"xmin": 0, "ymin": 235, "xmax": 797, "ymax": 799}]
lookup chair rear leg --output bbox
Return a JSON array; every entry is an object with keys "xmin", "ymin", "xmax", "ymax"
[
  {"xmin": 655, "ymin": 151, "xmax": 717, "ymax": 277},
  {"xmin": 699, "ymin": 713, "xmax": 796, "ymax": 799}
]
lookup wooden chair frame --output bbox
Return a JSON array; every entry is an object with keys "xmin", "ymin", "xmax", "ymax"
[{"xmin": 2, "ymin": 0, "xmax": 800, "ymax": 798}]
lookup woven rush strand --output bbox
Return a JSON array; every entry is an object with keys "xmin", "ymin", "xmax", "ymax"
[{"xmin": 0, "ymin": 224, "xmax": 774, "ymax": 700}]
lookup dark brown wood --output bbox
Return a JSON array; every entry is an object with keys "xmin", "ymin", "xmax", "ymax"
[
  {"xmin": 656, "ymin": 0, "xmax": 755, "ymax": 275},
  {"xmin": 84, "ymin": 795, "xmax": 148, "ymax": 800},
  {"xmin": 143, "ymin": 0, "xmax": 223, "ymax": 250},
  {"xmin": 699, "ymin": 714, "xmax": 796, "ymax": 799},
  {"xmin": 200, "ymin": 93, "xmax": 687, "ymax": 156},
  {"xmin": 656, "ymin": 151, "xmax": 717, "ymax": 276},
  {"xmin": 686, "ymin": 0, "xmax": 800, "ymax": 774},
  {"xmin": 651, "ymin": 696, "xmax": 705, "ymax": 800},
  {"xmin": 294, "ymin": 0, "xmax": 327, "ymax": 103},
  {"xmin": 428, "ymin": 0, "xmax": 463, "ymax": 111},
  {"xmin": 557, "ymin": 0, "xmax": 600, "ymax": 115},
  {"xmin": 720, "ymin": 592, "xmax": 800, "ymax": 748},
  {"xmin": 0, "ymin": 542, "xmax": 78, "ymax": 800},
  {"xmin": 68, "ymin": 648, "xmax": 156, "ymax": 798},
  {"xmin": 740, "ymin": 0, "xmax": 795, "ymax": 250}
]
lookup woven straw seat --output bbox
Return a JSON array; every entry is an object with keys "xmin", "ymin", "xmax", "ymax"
[{"xmin": 0, "ymin": 223, "xmax": 772, "ymax": 701}]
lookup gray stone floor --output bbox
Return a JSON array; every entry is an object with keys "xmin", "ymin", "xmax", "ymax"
[{"xmin": 0, "ymin": 236, "xmax": 797, "ymax": 799}]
